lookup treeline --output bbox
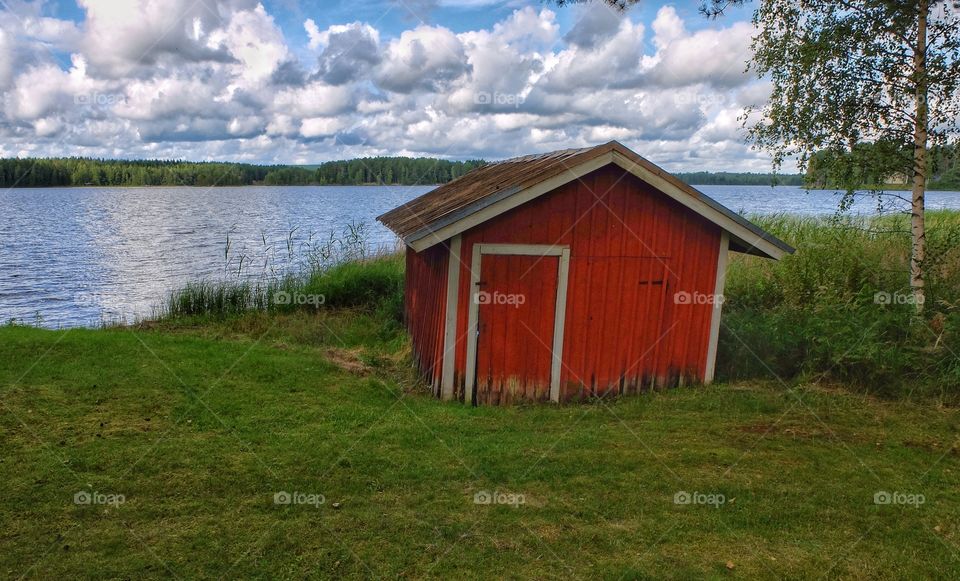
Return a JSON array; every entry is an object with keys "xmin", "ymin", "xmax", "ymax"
[
  {"xmin": 0, "ymin": 157, "xmax": 486, "ymax": 187},
  {"xmin": 0, "ymin": 158, "xmax": 281, "ymax": 187},
  {"xmin": 313, "ymin": 157, "xmax": 485, "ymax": 185},
  {"xmin": 805, "ymin": 142, "xmax": 960, "ymax": 190},
  {"xmin": 20, "ymin": 154, "xmax": 949, "ymax": 190},
  {"xmin": 677, "ymin": 171, "xmax": 804, "ymax": 186}
]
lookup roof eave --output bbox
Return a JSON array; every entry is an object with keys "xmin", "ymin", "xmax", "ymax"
[{"xmin": 380, "ymin": 141, "xmax": 795, "ymax": 261}]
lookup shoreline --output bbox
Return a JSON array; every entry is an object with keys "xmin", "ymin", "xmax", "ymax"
[{"xmin": 3, "ymin": 183, "xmax": 960, "ymax": 191}]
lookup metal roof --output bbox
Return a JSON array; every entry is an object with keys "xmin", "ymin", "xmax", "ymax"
[{"xmin": 377, "ymin": 141, "xmax": 794, "ymax": 258}]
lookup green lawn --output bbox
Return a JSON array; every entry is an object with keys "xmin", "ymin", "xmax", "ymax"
[{"xmin": 1, "ymin": 312, "xmax": 959, "ymax": 578}]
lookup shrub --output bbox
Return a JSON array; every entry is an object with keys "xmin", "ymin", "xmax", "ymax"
[
  {"xmin": 301, "ymin": 255, "xmax": 403, "ymax": 313},
  {"xmin": 718, "ymin": 212, "xmax": 960, "ymax": 397}
]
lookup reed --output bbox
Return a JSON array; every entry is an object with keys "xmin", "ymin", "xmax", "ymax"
[
  {"xmin": 163, "ymin": 213, "xmax": 960, "ymax": 397},
  {"xmin": 719, "ymin": 210, "xmax": 960, "ymax": 397},
  {"xmin": 159, "ymin": 222, "xmax": 404, "ymax": 322}
]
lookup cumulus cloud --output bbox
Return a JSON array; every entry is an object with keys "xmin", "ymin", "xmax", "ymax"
[
  {"xmin": 210, "ymin": 4, "xmax": 289, "ymax": 85},
  {"xmin": 445, "ymin": 7, "xmax": 555, "ymax": 113},
  {"xmin": 564, "ymin": 3, "xmax": 621, "ymax": 49},
  {"xmin": 374, "ymin": 25, "xmax": 469, "ymax": 93},
  {"xmin": 21, "ymin": 16, "xmax": 83, "ymax": 52},
  {"xmin": 76, "ymin": 0, "xmax": 243, "ymax": 77},
  {"xmin": 0, "ymin": 27, "xmax": 18, "ymax": 89},
  {"xmin": 0, "ymin": 1, "xmax": 776, "ymax": 170},
  {"xmin": 310, "ymin": 22, "xmax": 381, "ymax": 85},
  {"xmin": 538, "ymin": 14, "xmax": 645, "ymax": 94},
  {"xmin": 643, "ymin": 6, "xmax": 754, "ymax": 89}
]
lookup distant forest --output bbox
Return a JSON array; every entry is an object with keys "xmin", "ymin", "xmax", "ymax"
[
  {"xmin": 676, "ymin": 171, "xmax": 804, "ymax": 186},
  {"xmin": 15, "ymin": 154, "xmax": 958, "ymax": 189},
  {"xmin": 0, "ymin": 157, "xmax": 485, "ymax": 188},
  {"xmin": 804, "ymin": 142, "xmax": 960, "ymax": 191}
]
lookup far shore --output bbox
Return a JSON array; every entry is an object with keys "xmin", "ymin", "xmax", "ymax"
[{"xmin": 4, "ymin": 182, "xmax": 960, "ymax": 191}]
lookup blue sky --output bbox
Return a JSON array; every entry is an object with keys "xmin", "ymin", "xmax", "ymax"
[{"xmin": 0, "ymin": 0, "xmax": 773, "ymax": 171}]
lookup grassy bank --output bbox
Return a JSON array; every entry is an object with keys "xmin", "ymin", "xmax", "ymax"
[
  {"xmin": 719, "ymin": 211, "xmax": 960, "ymax": 398},
  {"xmin": 2, "ymin": 316, "xmax": 959, "ymax": 578},
  {"xmin": 2, "ymin": 213, "xmax": 959, "ymax": 577},
  {"xmin": 164, "ymin": 211, "xmax": 960, "ymax": 400}
]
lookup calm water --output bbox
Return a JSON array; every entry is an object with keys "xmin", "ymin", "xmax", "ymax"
[{"xmin": 2, "ymin": 184, "xmax": 960, "ymax": 328}]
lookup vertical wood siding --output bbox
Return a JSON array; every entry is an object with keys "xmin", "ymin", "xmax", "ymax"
[
  {"xmin": 473, "ymin": 254, "xmax": 559, "ymax": 404},
  {"xmin": 404, "ymin": 243, "xmax": 448, "ymax": 393},
  {"xmin": 448, "ymin": 165, "xmax": 721, "ymax": 402}
]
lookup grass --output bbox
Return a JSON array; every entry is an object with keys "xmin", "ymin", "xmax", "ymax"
[
  {"xmin": 2, "ymin": 315, "xmax": 960, "ymax": 578},
  {"xmin": 161, "ymin": 245, "xmax": 404, "ymax": 322},
  {"xmin": 3, "ymin": 212, "xmax": 960, "ymax": 577},
  {"xmin": 718, "ymin": 210, "xmax": 960, "ymax": 398}
]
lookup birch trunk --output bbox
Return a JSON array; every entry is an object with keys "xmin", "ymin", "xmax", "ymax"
[{"xmin": 910, "ymin": 0, "xmax": 928, "ymax": 314}]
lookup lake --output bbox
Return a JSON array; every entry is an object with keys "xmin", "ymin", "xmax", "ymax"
[{"xmin": 3, "ymin": 184, "xmax": 960, "ymax": 328}]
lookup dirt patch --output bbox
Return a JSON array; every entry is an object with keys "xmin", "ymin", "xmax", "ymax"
[
  {"xmin": 323, "ymin": 347, "xmax": 372, "ymax": 375},
  {"xmin": 903, "ymin": 438, "xmax": 960, "ymax": 456},
  {"xmin": 737, "ymin": 421, "xmax": 853, "ymax": 442}
]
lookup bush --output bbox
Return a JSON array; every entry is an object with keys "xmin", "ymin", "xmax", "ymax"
[
  {"xmin": 301, "ymin": 255, "xmax": 403, "ymax": 313},
  {"xmin": 718, "ymin": 212, "xmax": 960, "ymax": 397}
]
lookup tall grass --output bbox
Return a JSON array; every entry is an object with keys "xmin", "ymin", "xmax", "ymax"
[
  {"xmin": 162, "ymin": 213, "xmax": 960, "ymax": 398},
  {"xmin": 159, "ymin": 223, "xmax": 404, "ymax": 322},
  {"xmin": 719, "ymin": 211, "xmax": 960, "ymax": 397}
]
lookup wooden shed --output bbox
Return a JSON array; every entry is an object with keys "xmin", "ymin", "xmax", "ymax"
[{"xmin": 377, "ymin": 141, "xmax": 793, "ymax": 405}]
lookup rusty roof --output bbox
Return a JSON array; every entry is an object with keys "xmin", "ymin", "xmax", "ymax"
[{"xmin": 376, "ymin": 141, "xmax": 794, "ymax": 258}]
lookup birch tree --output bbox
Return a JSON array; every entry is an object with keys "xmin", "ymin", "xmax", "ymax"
[{"xmin": 705, "ymin": 0, "xmax": 960, "ymax": 312}]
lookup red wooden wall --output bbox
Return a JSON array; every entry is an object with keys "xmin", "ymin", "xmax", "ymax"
[
  {"xmin": 404, "ymin": 165, "xmax": 722, "ymax": 403},
  {"xmin": 404, "ymin": 243, "xmax": 448, "ymax": 394}
]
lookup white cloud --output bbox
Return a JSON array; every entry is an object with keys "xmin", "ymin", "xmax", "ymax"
[
  {"xmin": 644, "ymin": 14, "xmax": 754, "ymax": 89},
  {"xmin": 538, "ymin": 15, "xmax": 645, "ymax": 94},
  {"xmin": 374, "ymin": 25, "xmax": 469, "ymax": 93},
  {"xmin": 0, "ymin": 27, "xmax": 18, "ymax": 90},
  {"xmin": 564, "ymin": 3, "xmax": 621, "ymax": 49},
  {"xmin": 304, "ymin": 18, "xmax": 323, "ymax": 50},
  {"xmin": 76, "ymin": 0, "xmax": 244, "ymax": 77},
  {"xmin": 22, "ymin": 16, "xmax": 83, "ymax": 52},
  {"xmin": 300, "ymin": 116, "xmax": 348, "ymax": 138},
  {"xmin": 651, "ymin": 5, "xmax": 685, "ymax": 51},
  {"xmin": 211, "ymin": 4, "xmax": 289, "ymax": 85},
  {"xmin": 310, "ymin": 22, "xmax": 381, "ymax": 85},
  {"xmin": 271, "ymin": 81, "xmax": 354, "ymax": 117},
  {"xmin": 0, "ymin": 1, "xmax": 777, "ymax": 171}
]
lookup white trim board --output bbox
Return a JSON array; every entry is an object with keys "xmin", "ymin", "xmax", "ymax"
[
  {"xmin": 440, "ymin": 235, "xmax": 461, "ymax": 400},
  {"xmin": 407, "ymin": 152, "xmax": 787, "ymax": 261},
  {"xmin": 464, "ymin": 243, "xmax": 571, "ymax": 405},
  {"xmin": 704, "ymin": 231, "xmax": 729, "ymax": 384},
  {"xmin": 549, "ymin": 248, "xmax": 571, "ymax": 402}
]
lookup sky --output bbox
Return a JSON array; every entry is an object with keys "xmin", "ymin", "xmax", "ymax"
[{"xmin": 0, "ymin": 0, "xmax": 778, "ymax": 172}]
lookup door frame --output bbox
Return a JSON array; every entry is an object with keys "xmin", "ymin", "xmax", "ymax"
[{"xmin": 464, "ymin": 243, "xmax": 571, "ymax": 405}]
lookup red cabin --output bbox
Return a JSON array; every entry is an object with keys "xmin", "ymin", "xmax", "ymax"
[{"xmin": 378, "ymin": 141, "xmax": 793, "ymax": 405}]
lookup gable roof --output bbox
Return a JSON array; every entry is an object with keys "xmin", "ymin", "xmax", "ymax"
[{"xmin": 377, "ymin": 141, "xmax": 794, "ymax": 259}]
